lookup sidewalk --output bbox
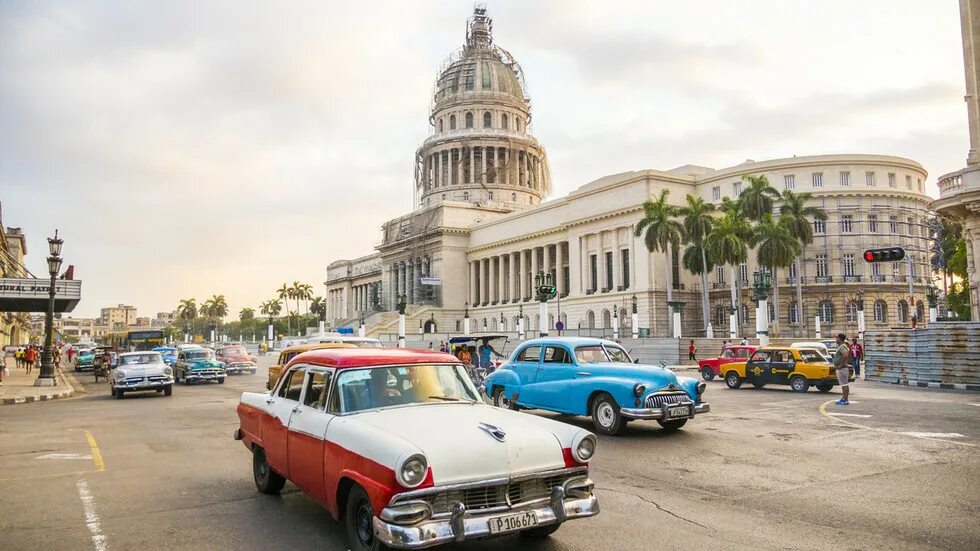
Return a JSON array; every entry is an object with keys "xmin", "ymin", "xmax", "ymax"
[{"xmin": 0, "ymin": 356, "xmax": 77, "ymax": 405}]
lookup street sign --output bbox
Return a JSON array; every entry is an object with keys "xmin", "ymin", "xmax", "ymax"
[
  {"xmin": 555, "ymin": 321, "xmax": 565, "ymax": 331},
  {"xmin": 419, "ymin": 277, "xmax": 442, "ymax": 286},
  {"xmin": 0, "ymin": 277, "xmax": 82, "ymax": 312},
  {"xmin": 863, "ymin": 247, "xmax": 905, "ymax": 262}
]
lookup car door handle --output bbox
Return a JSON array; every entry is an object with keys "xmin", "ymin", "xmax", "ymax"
[
  {"xmin": 292, "ymin": 406, "xmax": 301, "ymax": 413},
  {"xmin": 576, "ymin": 372, "xmax": 591, "ymax": 377},
  {"xmin": 265, "ymin": 398, "xmax": 274, "ymax": 404}
]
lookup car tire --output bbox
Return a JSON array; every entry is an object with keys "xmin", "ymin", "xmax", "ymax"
[
  {"xmin": 115, "ymin": 389, "xmax": 124, "ymax": 399},
  {"xmin": 174, "ymin": 371, "xmax": 180, "ymax": 383},
  {"xmin": 657, "ymin": 418, "xmax": 688, "ymax": 431},
  {"xmin": 751, "ymin": 381, "xmax": 766, "ymax": 389},
  {"xmin": 790, "ymin": 375, "xmax": 810, "ymax": 393},
  {"xmin": 252, "ymin": 447, "xmax": 286, "ymax": 495},
  {"xmin": 700, "ymin": 367, "xmax": 715, "ymax": 381},
  {"xmin": 492, "ymin": 387, "xmax": 518, "ymax": 410},
  {"xmin": 218, "ymin": 377, "xmax": 225, "ymax": 384},
  {"xmin": 725, "ymin": 372, "xmax": 743, "ymax": 389},
  {"xmin": 110, "ymin": 386, "xmax": 116, "ymax": 397},
  {"xmin": 164, "ymin": 385, "xmax": 173, "ymax": 396},
  {"xmin": 519, "ymin": 523, "xmax": 561, "ymax": 539},
  {"xmin": 816, "ymin": 382, "xmax": 833, "ymax": 393},
  {"xmin": 345, "ymin": 484, "xmax": 388, "ymax": 551},
  {"xmin": 591, "ymin": 393, "xmax": 626, "ymax": 436}
]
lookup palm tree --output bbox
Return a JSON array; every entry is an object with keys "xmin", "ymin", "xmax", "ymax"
[
  {"xmin": 635, "ymin": 190, "xmax": 685, "ymax": 328},
  {"xmin": 209, "ymin": 294, "xmax": 228, "ymax": 320},
  {"xmin": 239, "ymin": 307, "xmax": 255, "ymax": 324},
  {"xmin": 753, "ymin": 214, "xmax": 802, "ymax": 337},
  {"xmin": 739, "ymin": 174, "xmax": 780, "ymax": 220},
  {"xmin": 289, "ymin": 281, "xmax": 303, "ymax": 318},
  {"xmin": 276, "ymin": 283, "xmax": 292, "ymax": 334},
  {"xmin": 677, "ymin": 194, "xmax": 715, "ymax": 334},
  {"xmin": 176, "ymin": 298, "xmax": 197, "ymax": 324},
  {"xmin": 706, "ymin": 210, "xmax": 752, "ymax": 336},
  {"xmin": 310, "ymin": 296, "xmax": 325, "ymax": 319},
  {"xmin": 779, "ymin": 190, "xmax": 828, "ymax": 337},
  {"xmin": 298, "ymin": 283, "xmax": 314, "ymax": 314}
]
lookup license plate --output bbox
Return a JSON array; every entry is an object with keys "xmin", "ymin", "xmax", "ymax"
[
  {"xmin": 488, "ymin": 511, "xmax": 538, "ymax": 535},
  {"xmin": 668, "ymin": 405, "xmax": 691, "ymax": 418}
]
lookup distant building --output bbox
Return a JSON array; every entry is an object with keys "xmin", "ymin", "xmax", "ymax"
[
  {"xmin": 0, "ymin": 206, "xmax": 30, "ymax": 346},
  {"xmin": 54, "ymin": 316, "xmax": 98, "ymax": 340},
  {"xmin": 100, "ymin": 304, "xmax": 138, "ymax": 331},
  {"xmin": 151, "ymin": 311, "xmax": 176, "ymax": 328}
]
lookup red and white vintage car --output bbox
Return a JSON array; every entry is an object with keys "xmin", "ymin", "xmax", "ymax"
[{"xmin": 235, "ymin": 348, "xmax": 599, "ymax": 550}]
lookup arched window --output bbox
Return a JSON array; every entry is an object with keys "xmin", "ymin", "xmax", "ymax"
[
  {"xmin": 619, "ymin": 309, "xmax": 629, "ymax": 330},
  {"xmin": 488, "ymin": 191, "xmax": 493, "ymax": 201},
  {"xmin": 490, "ymin": 318, "xmax": 498, "ymax": 330},
  {"xmin": 501, "ymin": 114, "xmax": 508, "ymax": 130},
  {"xmin": 449, "ymin": 115, "xmax": 456, "ymax": 130},
  {"xmin": 741, "ymin": 304, "xmax": 750, "ymax": 325},
  {"xmin": 818, "ymin": 300, "xmax": 834, "ymax": 324},
  {"xmin": 465, "ymin": 112, "xmax": 473, "ymax": 128},
  {"xmin": 873, "ymin": 299, "xmax": 887, "ymax": 323},
  {"xmin": 767, "ymin": 301, "xmax": 775, "ymax": 324},
  {"xmin": 716, "ymin": 306, "xmax": 728, "ymax": 327},
  {"xmin": 462, "ymin": 192, "xmax": 469, "ymax": 201},
  {"xmin": 845, "ymin": 301, "xmax": 859, "ymax": 323},
  {"xmin": 437, "ymin": 119, "xmax": 443, "ymax": 132},
  {"xmin": 915, "ymin": 301, "xmax": 925, "ymax": 323},
  {"xmin": 483, "ymin": 111, "xmax": 492, "ymax": 128},
  {"xmin": 586, "ymin": 310, "xmax": 595, "ymax": 329},
  {"xmin": 788, "ymin": 301, "xmax": 800, "ymax": 325},
  {"xmin": 455, "ymin": 320, "xmax": 461, "ymax": 332},
  {"xmin": 516, "ymin": 118, "xmax": 522, "ymax": 132},
  {"xmin": 511, "ymin": 192, "xmax": 517, "ymax": 202},
  {"xmin": 547, "ymin": 314, "xmax": 554, "ymax": 330},
  {"xmin": 897, "ymin": 300, "xmax": 909, "ymax": 323},
  {"xmin": 601, "ymin": 310, "xmax": 611, "ymax": 329}
]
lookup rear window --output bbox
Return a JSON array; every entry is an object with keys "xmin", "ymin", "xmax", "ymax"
[{"xmin": 798, "ymin": 350, "xmax": 826, "ymax": 363}]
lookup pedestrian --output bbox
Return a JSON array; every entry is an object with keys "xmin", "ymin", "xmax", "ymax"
[
  {"xmin": 740, "ymin": 337, "xmax": 748, "ymax": 346},
  {"xmin": 850, "ymin": 337, "xmax": 863, "ymax": 377},
  {"xmin": 688, "ymin": 340, "xmax": 697, "ymax": 361},
  {"xmin": 478, "ymin": 339, "xmax": 501, "ymax": 371},
  {"xmin": 721, "ymin": 340, "xmax": 730, "ymax": 354},
  {"xmin": 24, "ymin": 346, "xmax": 36, "ymax": 374},
  {"xmin": 15, "ymin": 347, "xmax": 23, "ymax": 370},
  {"xmin": 833, "ymin": 333, "xmax": 852, "ymax": 406},
  {"xmin": 458, "ymin": 345, "xmax": 472, "ymax": 366},
  {"xmin": 427, "ymin": 342, "xmax": 433, "ymax": 350}
]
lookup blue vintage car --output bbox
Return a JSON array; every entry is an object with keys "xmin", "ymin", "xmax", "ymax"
[
  {"xmin": 152, "ymin": 346, "xmax": 177, "ymax": 366},
  {"xmin": 483, "ymin": 337, "xmax": 709, "ymax": 435}
]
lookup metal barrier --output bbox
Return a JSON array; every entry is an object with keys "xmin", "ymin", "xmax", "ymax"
[{"xmin": 864, "ymin": 323, "xmax": 980, "ymax": 385}]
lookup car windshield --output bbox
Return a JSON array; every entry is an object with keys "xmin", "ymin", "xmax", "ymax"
[
  {"xmin": 219, "ymin": 346, "xmax": 247, "ymax": 356},
  {"xmin": 120, "ymin": 354, "xmax": 161, "ymax": 365},
  {"xmin": 574, "ymin": 345, "xmax": 632, "ymax": 363},
  {"xmin": 187, "ymin": 350, "xmax": 213, "ymax": 360},
  {"xmin": 798, "ymin": 350, "xmax": 826, "ymax": 363},
  {"xmin": 332, "ymin": 364, "xmax": 479, "ymax": 414}
]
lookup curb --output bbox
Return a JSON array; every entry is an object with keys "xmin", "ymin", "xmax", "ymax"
[
  {"xmin": 875, "ymin": 379, "xmax": 980, "ymax": 392},
  {"xmin": 0, "ymin": 367, "xmax": 78, "ymax": 406}
]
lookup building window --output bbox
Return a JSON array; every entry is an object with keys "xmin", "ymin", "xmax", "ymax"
[
  {"xmin": 437, "ymin": 119, "xmax": 443, "ymax": 132},
  {"xmin": 871, "ymin": 262, "xmax": 882, "ymax": 279},
  {"xmin": 846, "ymin": 301, "xmax": 859, "ymax": 322},
  {"xmin": 784, "ymin": 174, "xmax": 795, "ymax": 189},
  {"xmin": 483, "ymin": 111, "xmax": 492, "ymax": 128},
  {"xmin": 733, "ymin": 182, "xmax": 742, "ymax": 196},
  {"xmin": 511, "ymin": 192, "xmax": 517, "ymax": 202},
  {"xmin": 516, "ymin": 118, "xmax": 522, "ymax": 132},
  {"xmin": 816, "ymin": 254, "xmax": 828, "ymax": 278},
  {"xmin": 672, "ymin": 243, "xmax": 681, "ymax": 289},
  {"xmin": 716, "ymin": 306, "xmax": 728, "ymax": 327},
  {"xmin": 841, "ymin": 215, "xmax": 853, "ymax": 233},
  {"xmin": 462, "ymin": 191, "xmax": 469, "ymax": 201},
  {"xmin": 916, "ymin": 301, "xmax": 925, "ymax": 322},
  {"xmin": 812, "ymin": 173, "xmax": 823, "ymax": 187},
  {"xmin": 739, "ymin": 263, "xmax": 748, "ymax": 284},
  {"xmin": 501, "ymin": 114, "xmax": 508, "ymax": 129},
  {"xmin": 449, "ymin": 115, "xmax": 457, "ymax": 130},
  {"xmin": 604, "ymin": 251, "xmax": 613, "ymax": 290},
  {"xmin": 621, "ymin": 249, "xmax": 630, "ymax": 289},
  {"xmin": 865, "ymin": 172, "xmax": 875, "ymax": 186},
  {"xmin": 465, "ymin": 112, "xmax": 473, "ymax": 128},
  {"xmin": 814, "ymin": 219, "xmax": 826, "ymax": 234},
  {"xmin": 842, "ymin": 253, "xmax": 855, "ymax": 277},
  {"xmin": 818, "ymin": 301, "xmax": 834, "ymax": 323},
  {"xmin": 840, "ymin": 171, "xmax": 850, "ymax": 186},
  {"xmin": 589, "ymin": 254, "xmax": 598, "ymax": 292},
  {"xmin": 716, "ymin": 265, "xmax": 726, "ymax": 284},
  {"xmin": 488, "ymin": 191, "xmax": 493, "ymax": 201},
  {"xmin": 789, "ymin": 260, "xmax": 799, "ymax": 280},
  {"xmin": 873, "ymin": 300, "xmax": 887, "ymax": 322},
  {"xmin": 888, "ymin": 173, "xmax": 896, "ymax": 187},
  {"xmin": 889, "ymin": 216, "xmax": 898, "ymax": 234},
  {"xmin": 868, "ymin": 214, "xmax": 878, "ymax": 233},
  {"xmin": 788, "ymin": 301, "xmax": 800, "ymax": 325},
  {"xmin": 712, "ymin": 186, "xmax": 721, "ymax": 201},
  {"xmin": 897, "ymin": 300, "xmax": 909, "ymax": 323},
  {"xmin": 905, "ymin": 175, "xmax": 912, "ymax": 189}
]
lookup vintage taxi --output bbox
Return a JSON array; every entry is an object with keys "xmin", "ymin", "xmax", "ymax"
[
  {"xmin": 174, "ymin": 347, "xmax": 226, "ymax": 384},
  {"xmin": 235, "ymin": 348, "xmax": 599, "ymax": 550},
  {"xmin": 111, "ymin": 351, "xmax": 174, "ymax": 398},
  {"xmin": 266, "ymin": 342, "xmax": 357, "ymax": 390},
  {"xmin": 696, "ymin": 345, "xmax": 757, "ymax": 381},
  {"xmin": 152, "ymin": 346, "xmax": 178, "ymax": 366},
  {"xmin": 483, "ymin": 337, "xmax": 708, "ymax": 436},
  {"xmin": 722, "ymin": 346, "xmax": 846, "ymax": 392},
  {"xmin": 216, "ymin": 345, "xmax": 257, "ymax": 375},
  {"xmin": 74, "ymin": 347, "xmax": 96, "ymax": 371}
]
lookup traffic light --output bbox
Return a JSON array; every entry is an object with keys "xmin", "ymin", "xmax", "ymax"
[{"xmin": 863, "ymin": 247, "xmax": 905, "ymax": 262}]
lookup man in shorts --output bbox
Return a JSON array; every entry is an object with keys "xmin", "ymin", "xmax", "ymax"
[{"xmin": 832, "ymin": 333, "xmax": 852, "ymax": 406}]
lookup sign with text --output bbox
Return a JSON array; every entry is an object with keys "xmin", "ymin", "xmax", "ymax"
[
  {"xmin": 420, "ymin": 277, "xmax": 442, "ymax": 286},
  {"xmin": 0, "ymin": 278, "xmax": 82, "ymax": 312}
]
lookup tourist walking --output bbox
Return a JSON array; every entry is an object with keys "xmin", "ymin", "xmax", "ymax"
[
  {"xmin": 833, "ymin": 333, "xmax": 852, "ymax": 406},
  {"xmin": 24, "ymin": 346, "xmax": 37, "ymax": 374},
  {"xmin": 688, "ymin": 340, "xmax": 697, "ymax": 361},
  {"xmin": 850, "ymin": 337, "xmax": 863, "ymax": 377}
]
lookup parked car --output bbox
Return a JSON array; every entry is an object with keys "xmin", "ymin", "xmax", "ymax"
[
  {"xmin": 215, "ymin": 345, "xmax": 257, "ymax": 375},
  {"xmin": 110, "ymin": 351, "xmax": 174, "ymax": 399},
  {"xmin": 152, "ymin": 346, "xmax": 177, "ymax": 366},
  {"xmin": 235, "ymin": 347, "xmax": 599, "ymax": 550},
  {"xmin": 697, "ymin": 345, "xmax": 757, "ymax": 381},
  {"xmin": 174, "ymin": 347, "xmax": 225, "ymax": 384},
  {"xmin": 75, "ymin": 347, "xmax": 96, "ymax": 371},
  {"xmin": 483, "ymin": 337, "xmax": 709, "ymax": 436},
  {"xmin": 176, "ymin": 343, "xmax": 203, "ymax": 354},
  {"xmin": 721, "ymin": 346, "xmax": 847, "ymax": 392},
  {"xmin": 266, "ymin": 342, "xmax": 357, "ymax": 390},
  {"xmin": 791, "ymin": 341, "xmax": 831, "ymax": 361}
]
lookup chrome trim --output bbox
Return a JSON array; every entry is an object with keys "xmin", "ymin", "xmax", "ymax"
[
  {"xmin": 389, "ymin": 467, "xmax": 588, "ymax": 505},
  {"xmin": 620, "ymin": 401, "xmax": 710, "ymax": 420}
]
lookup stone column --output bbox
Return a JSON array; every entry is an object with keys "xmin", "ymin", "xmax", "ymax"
[
  {"xmin": 436, "ymin": 151, "xmax": 442, "ymax": 188},
  {"xmin": 470, "ymin": 147, "xmax": 476, "ymax": 185},
  {"xmin": 509, "ymin": 252, "xmax": 518, "ymax": 302},
  {"xmin": 542, "ymin": 243, "xmax": 551, "ymax": 284},
  {"xmin": 519, "ymin": 249, "xmax": 527, "ymax": 300},
  {"xmin": 481, "ymin": 146, "xmax": 487, "ymax": 185},
  {"xmin": 480, "ymin": 258, "xmax": 488, "ymax": 305},
  {"xmin": 469, "ymin": 260, "xmax": 477, "ymax": 305},
  {"xmin": 556, "ymin": 242, "xmax": 565, "ymax": 295},
  {"xmin": 504, "ymin": 148, "xmax": 510, "ymax": 186},
  {"xmin": 498, "ymin": 255, "xmax": 506, "ymax": 302},
  {"xmin": 530, "ymin": 246, "xmax": 539, "ymax": 289}
]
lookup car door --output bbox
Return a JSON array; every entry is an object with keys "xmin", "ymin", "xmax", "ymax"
[
  {"xmin": 287, "ymin": 366, "xmax": 335, "ymax": 505},
  {"xmin": 262, "ymin": 366, "xmax": 306, "ymax": 478},
  {"xmin": 534, "ymin": 346, "xmax": 577, "ymax": 408},
  {"xmin": 768, "ymin": 349, "xmax": 794, "ymax": 385},
  {"xmin": 744, "ymin": 350, "xmax": 771, "ymax": 383},
  {"xmin": 510, "ymin": 345, "xmax": 543, "ymax": 405}
]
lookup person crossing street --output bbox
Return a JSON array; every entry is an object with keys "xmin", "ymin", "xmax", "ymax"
[{"xmin": 833, "ymin": 333, "xmax": 852, "ymax": 406}]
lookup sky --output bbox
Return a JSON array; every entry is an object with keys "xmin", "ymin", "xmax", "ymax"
[{"xmin": 0, "ymin": 0, "xmax": 969, "ymax": 319}]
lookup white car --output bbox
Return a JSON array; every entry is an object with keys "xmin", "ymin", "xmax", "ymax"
[
  {"xmin": 305, "ymin": 335, "xmax": 383, "ymax": 348},
  {"xmin": 111, "ymin": 351, "xmax": 174, "ymax": 399},
  {"xmin": 790, "ymin": 341, "xmax": 831, "ymax": 361}
]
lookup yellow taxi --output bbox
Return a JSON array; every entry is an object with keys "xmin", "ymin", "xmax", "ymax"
[
  {"xmin": 265, "ymin": 343, "xmax": 356, "ymax": 390},
  {"xmin": 722, "ymin": 346, "xmax": 843, "ymax": 393}
]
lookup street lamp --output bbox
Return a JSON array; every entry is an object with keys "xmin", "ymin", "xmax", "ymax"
[
  {"xmin": 517, "ymin": 303, "xmax": 525, "ymax": 340},
  {"xmin": 612, "ymin": 305, "xmax": 620, "ymax": 340},
  {"xmin": 630, "ymin": 294, "xmax": 639, "ymax": 339},
  {"xmin": 855, "ymin": 290, "xmax": 866, "ymax": 339},
  {"xmin": 463, "ymin": 301, "xmax": 471, "ymax": 336},
  {"xmin": 396, "ymin": 294, "xmax": 407, "ymax": 348},
  {"xmin": 36, "ymin": 230, "xmax": 64, "ymax": 387},
  {"xmin": 751, "ymin": 269, "xmax": 772, "ymax": 345},
  {"xmin": 534, "ymin": 271, "xmax": 555, "ymax": 337},
  {"xmin": 925, "ymin": 284, "xmax": 938, "ymax": 323}
]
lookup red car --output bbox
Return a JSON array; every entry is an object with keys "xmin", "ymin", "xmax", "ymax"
[{"xmin": 698, "ymin": 345, "xmax": 757, "ymax": 381}]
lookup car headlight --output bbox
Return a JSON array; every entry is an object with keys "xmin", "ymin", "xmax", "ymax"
[
  {"xmin": 696, "ymin": 382, "xmax": 706, "ymax": 395},
  {"xmin": 574, "ymin": 434, "xmax": 596, "ymax": 462},
  {"xmin": 164, "ymin": 367, "xmax": 173, "ymax": 376},
  {"xmin": 633, "ymin": 383, "xmax": 646, "ymax": 397},
  {"xmin": 397, "ymin": 454, "xmax": 428, "ymax": 488},
  {"xmin": 114, "ymin": 370, "xmax": 126, "ymax": 379}
]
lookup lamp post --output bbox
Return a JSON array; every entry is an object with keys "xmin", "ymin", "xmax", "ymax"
[
  {"xmin": 463, "ymin": 301, "xmax": 471, "ymax": 336},
  {"xmin": 925, "ymin": 284, "xmax": 938, "ymax": 323},
  {"xmin": 35, "ymin": 230, "xmax": 64, "ymax": 387},
  {"xmin": 396, "ymin": 294, "xmax": 407, "ymax": 348},
  {"xmin": 728, "ymin": 305, "xmax": 738, "ymax": 340},
  {"xmin": 184, "ymin": 323, "xmax": 190, "ymax": 344},
  {"xmin": 517, "ymin": 303, "xmax": 525, "ymax": 340},
  {"xmin": 499, "ymin": 312, "xmax": 505, "ymax": 332},
  {"xmin": 534, "ymin": 271, "xmax": 556, "ymax": 338},
  {"xmin": 612, "ymin": 306, "xmax": 619, "ymax": 340},
  {"xmin": 630, "ymin": 294, "xmax": 639, "ymax": 339},
  {"xmin": 751, "ymin": 270, "xmax": 772, "ymax": 346},
  {"xmin": 266, "ymin": 314, "xmax": 274, "ymax": 346},
  {"xmin": 358, "ymin": 312, "xmax": 366, "ymax": 338},
  {"xmin": 856, "ymin": 290, "xmax": 866, "ymax": 339}
]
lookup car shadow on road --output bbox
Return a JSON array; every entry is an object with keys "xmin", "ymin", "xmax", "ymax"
[{"xmin": 531, "ymin": 411, "xmax": 701, "ymax": 440}]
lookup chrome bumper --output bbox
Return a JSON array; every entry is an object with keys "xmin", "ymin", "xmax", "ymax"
[
  {"xmin": 620, "ymin": 401, "xmax": 710, "ymax": 420},
  {"xmin": 374, "ymin": 490, "xmax": 598, "ymax": 549},
  {"xmin": 113, "ymin": 378, "xmax": 174, "ymax": 390}
]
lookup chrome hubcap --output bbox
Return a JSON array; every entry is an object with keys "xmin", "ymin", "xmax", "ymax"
[{"xmin": 597, "ymin": 402, "xmax": 614, "ymax": 427}]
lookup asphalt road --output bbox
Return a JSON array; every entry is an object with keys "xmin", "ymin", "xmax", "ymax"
[{"xmin": 1, "ymin": 355, "xmax": 977, "ymax": 551}]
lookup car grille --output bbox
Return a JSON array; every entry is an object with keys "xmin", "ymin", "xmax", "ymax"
[
  {"xmin": 148, "ymin": 375, "xmax": 168, "ymax": 382},
  {"xmin": 413, "ymin": 472, "xmax": 575, "ymax": 516},
  {"xmin": 645, "ymin": 392, "xmax": 691, "ymax": 408},
  {"xmin": 191, "ymin": 369, "xmax": 222, "ymax": 376}
]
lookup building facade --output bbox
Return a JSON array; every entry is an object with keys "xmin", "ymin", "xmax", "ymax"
[
  {"xmin": 0, "ymin": 220, "xmax": 29, "ymax": 347},
  {"xmin": 99, "ymin": 304, "xmax": 138, "ymax": 332},
  {"xmin": 325, "ymin": 7, "xmax": 936, "ymax": 339}
]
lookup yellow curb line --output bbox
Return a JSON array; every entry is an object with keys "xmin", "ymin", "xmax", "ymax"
[
  {"xmin": 819, "ymin": 400, "xmax": 976, "ymax": 448},
  {"xmin": 83, "ymin": 430, "xmax": 106, "ymax": 471}
]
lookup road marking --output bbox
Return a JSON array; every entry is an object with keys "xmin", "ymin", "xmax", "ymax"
[
  {"xmin": 969, "ymin": 403, "xmax": 980, "ymax": 407},
  {"xmin": 83, "ymin": 430, "xmax": 105, "ymax": 472},
  {"xmin": 76, "ymin": 479, "xmax": 108, "ymax": 551},
  {"xmin": 827, "ymin": 413, "xmax": 872, "ymax": 418},
  {"xmin": 37, "ymin": 453, "xmax": 93, "ymax": 460},
  {"xmin": 901, "ymin": 432, "xmax": 966, "ymax": 438},
  {"xmin": 818, "ymin": 400, "xmax": 976, "ymax": 448}
]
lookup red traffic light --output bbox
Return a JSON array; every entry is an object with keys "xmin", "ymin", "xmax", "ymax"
[
  {"xmin": 863, "ymin": 251, "xmax": 875, "ymax": 262},
  {"xmin": 862, "ymin": 247, "xmax": 906, "ymax": 263}
]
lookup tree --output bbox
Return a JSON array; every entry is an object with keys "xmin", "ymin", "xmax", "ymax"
[
  {"xmin": 753, "ymin": 214, "xmax": 801, "ymax": 337},
  {"xmin": 297, "ymin": 283, "xmax": 314, "ymax": 314},
  {"xmin": 933, "ymin": 218, "xmax": 964, "ymax": 295},
  {"xmin": 310, "ymin": 296, "xmax": 325, "ymax": 319},
  {"xmin": 706, "ymin": 210, "xmax": 752, "ymax": 335},
  {"xmin": 176, "ymin": 299, "xmax": 197, "ymax": 326},
  {"xmin": 239, "ymin": 307, "xmax": 255, "ymax": 324},
  {"xmin": 635, "ymin": 190, "xmax": 685, "ymax": 326},
  {"xmin": 779, "ymin": 189, "xmax": 828, "ymax": 336},
  {"xmin": 739, "ymin": 174, "xmax": 780, "ymax": 221},
  {"xmin": 289, "ymin": 281, "xmax": 303, "ymax": 320},
  {"xmin": 277, "ymin": 283, "xmax": 292, "ymax": 334},
  {"xmin": 678, "ymin": 194, "xmax": 715, "ymax": 334},
  {"xmin": 209, "ymin": 294, "xmax": 228, "ymax": 320}
]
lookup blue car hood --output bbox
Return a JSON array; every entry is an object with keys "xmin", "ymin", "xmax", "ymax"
[
  {"xmin": 580, "ymin": 363, "xmax": 680, "ymax": 387},
  {"xmin": 187, "ymin": 360, "xmax": 221, "ymax": 370}
]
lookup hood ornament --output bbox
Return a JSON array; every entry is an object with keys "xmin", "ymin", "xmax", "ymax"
[{"xmin": 478, "ymin": 422, "xmax": 507, "ymax": 442}]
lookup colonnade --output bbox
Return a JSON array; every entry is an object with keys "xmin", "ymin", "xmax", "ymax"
[
  {"xmin": 420, "ymin": 145, "xmax": 544, "ymax": 193},
  {"xmin": 468, "ymin": 243, "xmax": 567, "ymax": 306},
  {"xmin": 327, "ymin": 283, "xmax": 376, "ymax": 322},
  {"xmin": 387, "ymin": 256, "xmax": 432, "ymax": 307}
]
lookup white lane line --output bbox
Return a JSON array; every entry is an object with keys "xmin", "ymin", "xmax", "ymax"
[
  {"xmin": 900, "ymin": 432, "xmax": 966, "ymax": 438},
  {"xmin": 827, "ymin": 413, "xmax": 872, "ymax": 418},
  {"xmin": 76, "ymin": 479, "xmax": 108, "ymax": 551},
  {"xmin": 968, "ymin": 403, "xmax": 980, "ymax": 407},
  {"xmin": 37, "ymin": 453, "xmax": 93, "ymax": 460}
]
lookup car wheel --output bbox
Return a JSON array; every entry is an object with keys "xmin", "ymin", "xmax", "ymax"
[
  {"xmin": 218, "ymin": 377, "xmax": 225, "ymax": 384},
  {"xmin": 110, "ymin": 386, "xmax": 116, "ymax": 397},
  {"xmin": 520, "ymin": 523, "xmax": 561, "ymax": 539},
  {"xmin": 115, "ymin": 389, "xmax": 124, "ymax": 399},
  {"xmin": 725, "ymin": 372, "xmax": 743, "ymax": 389},
  {"xmin": 790, "ymin": 375, "xmax": 810, "ymax": 393},
  {"xmin": 164, "ymin": 385, "xmax": 173, "ymax": 396},
  {"xmin": 345, "ymin": 484, "xmax": 387, "ymax": 551},
  {"xmin": 816, "ymin": 382, "xmax": 833, "ymax": 393},
  {"xmin": 591, "ymin": 393, "xmax": 626, "ymax": 436},
  {"xmin": 252, "ymin": 447, "xmax": 286, "ymax": 495},
  {"xmin": 700, "ymin": 367, "xmax": 715, "ymax": 381},
  {"xmin": 657, "ymin": 418, "xmax": 688, "ymax": 431},
  {"xmin": 492, "ymin": 387, "xmax": 518, "ymax": 410},
  {"xmin": 751, "ymin": 381, "xmax": 766, "ymax": 389}
]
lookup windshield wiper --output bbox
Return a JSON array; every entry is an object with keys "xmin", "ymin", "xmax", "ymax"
[{"xmin": 427, "ymin": 395, "xmax": 475, "ymax": 404}]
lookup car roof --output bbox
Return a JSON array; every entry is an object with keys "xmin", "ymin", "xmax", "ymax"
[
  {"xmin": 217, "ymin": 345, "xmax": 246, "ymax": 350},
  {"xmin": 289, "ymin": 348, "xmax": 459, "ymax": 370},
  {"xmin": 514, "ymin": 337, "xmax": 619, "ymax": 347},
  {"xmin": 282, "ymin": 342, "xmax": 358, "ymax": 354},
  {"xmin": 120, "ymin": 351, "xmax": 161, "ymax": 357}
]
